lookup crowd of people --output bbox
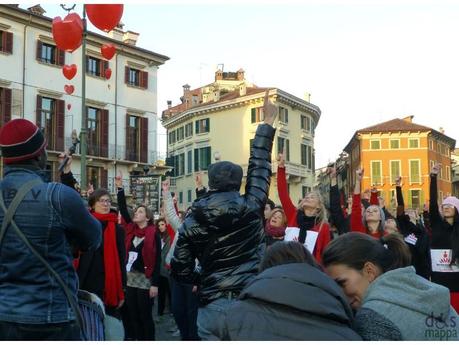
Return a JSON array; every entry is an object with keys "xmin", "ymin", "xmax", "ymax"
[{"xmin": 0, "ymin": 90, "xmax": 459, "ymax": 340}]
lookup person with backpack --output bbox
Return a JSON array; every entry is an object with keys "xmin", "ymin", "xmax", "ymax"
[{"xmin": 0, "ymin": 119, "xmax": 101, "ymax": 340}]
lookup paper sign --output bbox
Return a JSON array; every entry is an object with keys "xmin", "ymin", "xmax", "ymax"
[
  {"xmin": 284, "ymin": 227, "xmax": 319, "ymax": 254},
  {"xmin": 431, "ymin": 249, "xmax": 459, "ymax": 273},
  {"xmin": 126, "ymin": 251, "xmax": 139, "ymax": 272},
  {"xmin": 404, "ymin": 233, "xmax": 418, "ymax": 246}
]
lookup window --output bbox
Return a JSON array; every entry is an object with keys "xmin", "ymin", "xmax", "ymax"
[
  {"xmin": 87, "ymin": 166, "xmax": 108, "ymax": 189},
  {"xmin": 0, "ymin": 87, "xmax": 12, "ymax": 127},
  {"xmin": 409, "ymin": 160, "xmax": 421, "ymax": 184},
  {"xmin": 390, "ymin": 160, "xmax": 401, "ymax": 184},
  {"xmin": 311, "ymin": 118, "xmax": 315, "ymax": 136},
  {"xmin": 187, "ymin": 150, "xmax": 192, "ymax": 174},
  {"xmin": 390, "ymin": 139, "xmax": 400, "ymax": 149},
  {"xmin": 169, "ymin": 130, "xmax": 176, "ymax": 145},
  {"xmin": 439, "ymin": 163, "xmax": 443, "ymax": 179},
  {"xmin": 126, "ymin": 115, "xmax": 140, "ymax": 161},
  {"xmin": 0, "ymin": 30, "xmax": 13, "ymax": 54},
  {"xmin": 195, "ymin": 118, "xmax": 210, "ymax": 134},
  {"xmin": 36, "ymin": 95, "xmax": 65, "ymax": 151},
  {"xmin": 194, "ymin": 147, "xmax": 211, "ymax": 171},
  {"xmin": 87, "ymin": 107, "xmax": 100, "ymax": 156},
  {"xmin": 125, "ymin": 66, "xmax": 148, "ymax": 88},
  {"xmin": 408, "ymin": 138, "xmax": 420, "ymax": 148},
  {"xmin": 174, "ymin": 153, "xmax": 185, "ymax": 176},
  {"xmin": 86, "ymin": 56, "xmax": 109, "ymax": 78},
  {"xmin": 370, "ymin": 140, "xmax": 381, "ymax": 150},
  {"xmin": 437, "ymin": 143, "xmax": 441, "ymax": 152},
  {"xmin": 176, "ymin": 127, "xmax": 185, "ymax": 141},
  {"xmin": 371, "ymin": 161, "xmax": 382, "ymax": 185},
  {"xmin": 36, "ymin": 41, "xmax": 64, "ymax": 66},
  {"xmin": 440, "ymin": 144, "xmax": 446, "ymax": 155},
  {"xmin": 301, "ymin": 144, "xmax": 313, "ymax": 169},
  {"xmin": 279, "ymin": 106, "xmax": 288, "ymax": 123},
  {"xmin": 277, "ymin": 137, "xmax": 290, "ymax": 161},
  {"xmin": 187, "ymin": 190, "xmax": 192, "ymax": 203},
  {"xmin": 429, "ymin": 140, "xmax": 434, "ymax": 151},
  {"xmin": 302, "ymin": 186, "xmax": 311, "ymax": 198},
  {"xmin": 410, "ymin": 190, "xmax": 421, "ymax": 209},
  {"xmin": 439, "ymin": 191, "xmax": 444, "ymax": 202},
  {"xmin": 250, "ymin": 107, "xmax": 264, "ymax": 123},
  {"xmin": 179, "ymin": 191, "xmax": 183, "ymax": 204},
  {"xmin": 300, "ymin": 115, "xmax": 311, "ymax": 131},
  {"xmin": 185, "ymin": 123, "xmax": 193, "ymax": 137},
  {"xmin": 446, "ymin": 166, "xmax": 451, "ymax": 182}
]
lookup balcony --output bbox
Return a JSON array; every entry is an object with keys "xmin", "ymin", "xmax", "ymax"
[{"xmin": 63, "ymin": 137, "xmax": 165, "ymax": 165}]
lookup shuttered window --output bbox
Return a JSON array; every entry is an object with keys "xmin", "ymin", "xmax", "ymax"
[
  {"xmin": 36, "ymin": 40, "xmax": 65, "ymax": 66},
  {"xmin": 409, "ymin": 160, "xmax": 421, "ymax": 184},
  {"xmin": 35, "ymin": 95, "xmax": 65, "ymax": 151},
  {"xmin": 87, "ymin": 56, "xmax": 109, "ymax": 78},
  {"xmin": 0, "ymin": 87, "xmax": 12, "ymax": 126},
  {"xmin": 0, "ymin": 30, "xmax": 13, "ymax": 54},
  {"xmin": 371, "ymin": 161, "xmax": 383, "ymax": 185},
  {"xmin": 125, "ymin": 66, "xmax": 148, "ymax": 89},
  {"xmin": 194, "ymin": 147, "xmax": 211, "ymax": 171}
]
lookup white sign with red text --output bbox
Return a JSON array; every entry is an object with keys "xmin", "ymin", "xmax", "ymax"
[
  {"xmin": 284, "ymin": 227, "xmax": 318, "ymax": 254},
  {"xmin": 431, "ymin": 249, "xmax": 459, "ymax": 273}
]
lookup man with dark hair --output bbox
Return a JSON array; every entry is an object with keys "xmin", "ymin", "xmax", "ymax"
[
  {"xmin": 171, "ymin": 90, "xmax": 278, "ymax": 340},
  {"xmin": 0, "ymin": 119, "xmax": 101, "ymax": 340}
]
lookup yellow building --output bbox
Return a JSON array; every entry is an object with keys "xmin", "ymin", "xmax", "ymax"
[
  {"xmin": 161, "ymin": 69, "xmax": 321, "ymax": 209},
  {"xmin": 344, "ymin": 116, "xmax": 456, "ymax": 210}
]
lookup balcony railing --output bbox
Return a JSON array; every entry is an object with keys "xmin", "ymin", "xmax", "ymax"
[{"xmin": 63, "ymin": 137, "xmax": 166, "ymax": 164}]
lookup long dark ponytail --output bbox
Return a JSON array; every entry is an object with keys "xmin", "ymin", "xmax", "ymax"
[{"xmin": 322, "ymin": 232, "xmax": 411, "ymax": 273}]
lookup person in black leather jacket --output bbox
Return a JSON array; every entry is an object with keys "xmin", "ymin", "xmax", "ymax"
[{"xmin": 171, "ymin": 90, "xmax": 277, "ymax": 340}]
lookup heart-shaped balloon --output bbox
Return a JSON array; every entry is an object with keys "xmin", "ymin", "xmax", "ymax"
[
  {"xmin": 67, "ymin": 103, "xmax": 72, "ymax": 111},
  {"xmin": 86, "ymin": 4, "xmax": 124, "ymax": 33},
  {"xmin": 101, "ymin": 44, "xmax": 116, "ymax": 60},
  {"xmin": 64, "ymin": 85, "xmax": 75, "ymax": 95},
  {"xmin": 104, "ymin": 68, "xmax": 112, "ymax": 80},
  {"xmin": 52, "ymin": 13, "xmax": 83, "ymax": 52},
  {"xmin": 63, "ymin": 64, "xmax": 77, "ymax": 80}
]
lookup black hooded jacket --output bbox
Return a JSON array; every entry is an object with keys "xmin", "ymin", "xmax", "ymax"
[
  {"xmin": 171, "ymin": 124, "xmax": 275, "ymax": 306},
  {"xmin": 223, "ymin": 263, "xmax": 362, "ymax": 340}
]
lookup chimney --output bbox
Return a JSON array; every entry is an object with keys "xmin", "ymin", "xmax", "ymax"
[
  {"xmin": 27, "ymin": 4, "xmax": 46, "ymax": 16},
  {"xmin": 439, "ymin": 127, "xmax": 445, "ymax": 134},
  {"xmin": 402, "ymin": 115, "xmax": 414, "ymax": 123},
  {"xmin": 167, "ymin": 100, "xmax": 172, "ymax": 109},
  {"xmin": 215, "ymin": 69, "xmax": 223, "ymax": 81},
  {"xmin": 213, "ymin": 90, "xmax": 220, "ymax": 102},
  {"xmin": 108, "ymin": 23, "xmax": 125, "ymax": 42},
  {"xmin": 304, "ymin": 92, "xmax": 311, "ymax": 102},
  {"xmin": 123, "ymin": 30, "xmax": 139, "ymax": 46},
  {"xmin": 237, "ymin": 68, "xmax": 245, "ymax": 81},
  {"xmin": 239, "ymin": 83, "xmax": 246, "ymax": 96}
]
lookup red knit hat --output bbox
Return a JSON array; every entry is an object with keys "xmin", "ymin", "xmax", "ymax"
[{"xmin": 0, "ymin": 119, "xmax": 47, "ymax": 164}]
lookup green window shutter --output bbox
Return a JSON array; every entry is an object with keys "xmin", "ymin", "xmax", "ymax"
[
  {"xmin": 251, "ymin": 108, "xmax": 256, "ymax": 123},
  {"xmin": 194, "ymin": 149, "xmax": 199, "ymax": 172}
]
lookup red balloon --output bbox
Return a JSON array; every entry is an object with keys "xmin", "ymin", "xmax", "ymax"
[
  {"xmin": 104, "ymin": 68, "xmax": 112, "ymax": 80},
  {"xmin": 67, "ymin": 104, "xmax": 72, "ymax": 111},
  {"xmin": 64, "ymin": 85, "xmax": 75, "ymax": 95},
  {"xmin": 52, "ymin": 13, "xmax": 83, "ymax": 52},
  {"xmin": 63, "ymin": 64, "xmax": 77, "ymax": 80},
  {"xmin": 101, "ymin": 44, "xmax": 116, "ymax": 60},
  {"xmin": 86, "ymin": 4, "xmax": 124, "ymax": 33}
]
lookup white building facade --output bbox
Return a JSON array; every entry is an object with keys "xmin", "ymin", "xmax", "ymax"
[{"xmin": 0, "ymin": 4, "xmax": 168, "ymax": 192}]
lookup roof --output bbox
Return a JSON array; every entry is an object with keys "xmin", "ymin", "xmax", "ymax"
[
  {"xmin": 162, "ymin": 86, "xmax": 269, "ymax": 119},
  {"xmin": 1, "ymin": 4, "xmax": 169, "ymax": 63},
  {"xmin": 344, "ymin": 117, "xmax": 456, "ymax": 152},
  {"xmin": 357, "ymin": 118, "xmax": 432, "ymax": 133}
]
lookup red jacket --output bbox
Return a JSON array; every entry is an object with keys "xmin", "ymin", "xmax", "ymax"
[
  {"xmin": 277, "ymin": 166, "xmax": 331, "ymax": 263},
  {"xmin": 350, "ymin": 192, "xmax": 382, "ymax": 239}
]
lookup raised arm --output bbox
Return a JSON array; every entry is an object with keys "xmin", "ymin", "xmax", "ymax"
[
  {"xmin": 395, "ymin": 176, "xmax": 404, "ymax": 217},
  {"xmin": 350, "ymin": 168, "xmax": 366, "ymax": 233},
  {"xmin": 115, "ymin": 174, "xmax": 132, "ymax": 225},
  {"xmin": 244, "ymin": 90, "xmax": 276, "ymax": 210},
  {"xmin": 162, "ymin": 179, "xmax": 182, "ymax": 232},
  {"xmin": 429, "ymin": 163, "xmax": 441, "ymax": 222},
  {"xmin": 276, "ymin": 153, "xmax": 297, "ymax": 224},
  {"xmin": 328, "ymin": 166, "xmax": 348, "ymax": 235}
]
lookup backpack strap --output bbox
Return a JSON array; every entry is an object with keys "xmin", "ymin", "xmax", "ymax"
[
  {"xmin": 0, "ymin": 179, "xmax": 42, "ymax": 246},
  {"xmin": 0, "ymin": 179, "xmax": 86, "ymax": 339}
]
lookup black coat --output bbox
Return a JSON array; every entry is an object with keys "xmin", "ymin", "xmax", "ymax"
[
  {"xmin": 171, "ymin": 124, "xmax": 275, "ymax": 306},
  {"xmin": 224, "ymin": 263, "xmax": 362, "ymax": 340}
]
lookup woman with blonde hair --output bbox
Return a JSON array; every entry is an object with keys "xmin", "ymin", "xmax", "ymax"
[{"xmin": 277, "ymin": 153, "xmax": 331, "ymax": 263}]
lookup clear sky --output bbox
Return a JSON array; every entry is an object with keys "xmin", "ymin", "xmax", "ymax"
[{"xmin": 37, "ymin": 1, "xmax": 459, "ymax": 167}]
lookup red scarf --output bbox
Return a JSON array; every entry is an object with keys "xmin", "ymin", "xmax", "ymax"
[
  {"xmin": 92, "ymin": 211, "xmax": 125, "ymax": 307},
  {"xmin": 265, "ymin": 223, "xmax": 286, "ymax": 238},
  {"xmin": 125, "ymin": 223, "xmax": 157, "ymax": 279}
]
